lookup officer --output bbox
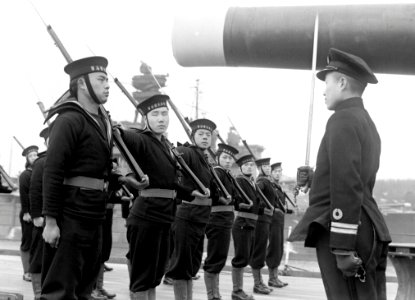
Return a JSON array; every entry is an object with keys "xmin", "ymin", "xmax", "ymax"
[
  {"xmin": 250, "ymin": 158, "xmax": 274, "ymax": 295},
  {"xmin": 120, "ymin": 94, "xmax": 193, "ymax": 300},
  {"xmin": 166, "ymin": 118, "xmax": 215, "ymax": 300},
  {"xmin": 41, "ymin": 56, "xmax": 114, "ymax": 299},
  {"xmin": 289, "ymin": 48, "xmax": 391, "ymax": 300},
  {"xmin": 28, "ymin": 126, "xmax": 51, "ymax": 298},
  {"xmin": 203, "ymin": 143, "xmax": 239, "ymax": 300},
  {"xmin": 267, "ymin": 162, "xmax": 290, "ymax": 288},
  {"xmin": 231, "ymin": 154, "xmax": 260, "ymax": 300},
  {"xmin": 19, "ymin": 144, "xmax": 39, "ymax": 282}
]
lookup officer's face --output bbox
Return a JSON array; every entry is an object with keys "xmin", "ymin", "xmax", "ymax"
[
  {"xmin": 324, "ymin": 72, "xmax": 342, "ymax": 110},
  {"xmin": 88, "ymin": 72, "xmax": 110, "ymax": 104},
  {"xmin": 146, "ymin": 107, "xmax": 169, "ymax": 135},
  {"xmin": 271, "ymin": 167, "xmax": 282, "ymax": 181},
  {"xmin": 261, "ymin": 164, "xmax": 271, "ymax": 176},
  {"xmin": 241, "ymin": 161, "xmax": 255, "ymax": 175},
  {"xmin": 193, "ymin": 129, "xmax": 212, "ymax": 149},
  {"xmin": 218, "ymin": 153, "xmax": 234, "ymax": 170}
]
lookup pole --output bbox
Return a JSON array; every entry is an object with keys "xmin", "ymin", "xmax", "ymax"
[
  {"xmin": 305, "ymin": 13, "xmax": 319, "ymax": 166},
  {"xmin": 12, "ymin": 136, "xmax": 25, "ymax": 150}
]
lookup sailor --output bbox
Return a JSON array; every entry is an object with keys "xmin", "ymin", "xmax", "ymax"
[
  {"xmin": 203, "ymin": 143, "xmax": 239, "ymax": 300},
  {"xmin": 19, "ymin": 144, "xmax": 39, "ymax": 282},
  {"xmin": 231, "ymin": 154, "xmax": 260, "ymax": 300},
  {"xmin": 166, "ymin": 118, "xmax": 216, "ymax": 300},
  {"xmin": 120, "ymin": 94, "xmax": 193, "ymax": 300},
  {"xmin": 266, "ymin": 162, "xmax": 290, "ymax": 288},
  {"xmin": 41, "ymin": 56, "xmax": 114, "ymax": 299},
  {"xmin": 250, "ymin": 157, "xmax": 274, "ymax": 295}
]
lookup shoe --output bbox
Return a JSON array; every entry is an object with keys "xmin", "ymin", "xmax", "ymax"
[
  {"xmin": 163, "ymin": 276, "xmax": 174, "ymax": 285},
  {"xmin": 231, "ymin": 289, "xmax": 254, "ymax": 300},
  {"xmin": 192, "ymin": 274, "xmax": 200, "ymax": 280},
  {"xmin": 268, "ymin": 278, "xmax": 288, "ymax": 288},
  {"xmin": 260, "ymin": 282, "xmax": 273, "ymax": 292},
  {"xmin": 90, "ymin": 289, "xmax": 108, "ymax": 300},
  {"xmin": 253, "ymin": 283, "xmax": 271, "ymax": 294},
  {"xmin": 97, "ymin": 288, "xmax": 116, "ymax": 299},
  {"xmin": 103, "ymin": 263, "xmax": 113, "ymax": 272},
  {"xmin": 23, "ymin": 273, "xmax": 32, "ymax": 282}
]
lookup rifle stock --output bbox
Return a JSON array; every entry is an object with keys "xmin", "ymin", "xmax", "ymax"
[
  {"xmin": 255, "ymin": 182, "xmax": 274, "ymax": 211},
  {"xmin": 226, "ymin": 172, "xmax": 253, "ymax": 207}
]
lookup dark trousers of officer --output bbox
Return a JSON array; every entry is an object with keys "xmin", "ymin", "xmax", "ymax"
[
  {"xmin": 203, "ymin": 224, "xmax": 232, "ymax": 273},
  {"xmin": 231, "ymin": 219, "xmax": 255, "ymax": 268},
  {"xmin": 29, "ymin": 226, "xmax": 43, "ymax": 273},
  {"xmin": 127, "ymin": 219, "xmax": 170, "ymax": 292},
  {"xmin": 167, "ymin": 218, "xmax": 207, "ymax": 280},
  {"xmin": 250, "ymin": 220, "xmax": 270, "ymax": 269},
  {"xmin": 266, "ymin": 212, "xmax": 284, "ymax": 269},
  {"xmin": 101, "ymin": 208, "xmax": 113, "ymax": 263},
  {"xmin": 19, "ymin": 210, "xmax": 33, "ymax": 252},
  {"xmin": 41, "ymin": 216, "xmax": 102, "ymax": 300},
  {"xmin": 315, "ymin": 210, "xmax": 388, "ymax": 300}
]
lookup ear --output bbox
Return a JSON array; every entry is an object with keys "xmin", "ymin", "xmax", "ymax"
[
  {"xmin": 77, "ymin": 77, "xmax": 87, "ymax": 91},
  {"xmin": 338, "ymin": 76, "xmax": 347, "ymax": 90}
]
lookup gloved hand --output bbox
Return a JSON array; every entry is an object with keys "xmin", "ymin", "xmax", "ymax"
[
  {"xmin": 333, "ymin": 250, "xmax": 362, "ymax": 277},
  {"xmin": 286, "ymin": 208, "xmax": 294, "ymax": 214},
  {"xmin": 239, "ymin": 203, "xmax": 252, "ymax": 210}
]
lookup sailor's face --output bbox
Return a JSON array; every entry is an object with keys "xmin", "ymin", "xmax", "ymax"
[
  {"xmin": 241, "ymin": 161, "xmax": 255, "ymax": 175},
  {"xmin": 146, "ymin": 107, "xmax": 169, "ymax": 135},
  {"xmin": 193, "ymin": 129, "xmax": 212, "ymax": 149},
  {"xmin": 219, "ymin": 153, "xmax": 234, "ymax": 170},
  {"xmin": 271, "ymin": 167, "xmax": 282, "ymax": 181},
  {"xmin": 89, "ymin": 72, "xmax": 110, "ymax": 104},
  {"xmin": 261, "ymin": 165, "xmax": 271, "ymax": 176},
  {"xmin": 27, "ymin": 151, "xmax": 38, "ymax": 165}
]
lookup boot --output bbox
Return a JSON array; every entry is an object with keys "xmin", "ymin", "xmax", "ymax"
[
  {"xmin": 231, "ymin": 267, "xmax": 254, "ymax": 300},
  {"xmin": 268, "ymin": 267, "xmax": 288, "ymax": 288},
  {"xmin": 90, "ymin": 289, "xmax": 108, "ymax": 300},
  {"xmin": 187, "ymin": 279, "xmax": 193, "ymax": 300},
  {"xmin": 96, "ymin": 264, "xmax": 116, "ymax": 299},
  {"xmin": 20, "ymin": 250, "xmax": 31, "ymax": 281},
  {"xmin": 213, "ymin": 273, "xmax": 222, "ymax": 300},
  {"xmin": 173, "ymin": 279, "xmax": 188, "ymax": 300},
  {"xmin": 31, "ymin": 273, "xmax": 42, "ymax": 299},
  {"xmin": 204, "ymin": 272, "xmax": 215, "ymax": 300},
  {"xmin": 252, "ymin": 269, "xmax": 271, "ymax": 295},
  {"xmin": 148, "ymin": 288, "xmax": 156, "ymax": 300},
  {"xmin": 130, "ymin": 291, "xmax": 149, "ymax": 300}
]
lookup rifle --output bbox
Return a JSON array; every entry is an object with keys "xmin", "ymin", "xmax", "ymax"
[
  {"xmin": 221, "ymin": 168, "xmax": 253, "ymax": 207},
  {"xmin": 12, "ymin": 136, "xmax": 25, "ymax": 151},
  {"xmin": 165, "ymin": 139, "xmax": 209, "ymax": 196},
  {"xmin": 37, "ymin": 102, "xmax": 51, "ymax": 125},
  {"xmin": 0, "ymin": 165, "xmax": 17, "ymax": 190},
  {"xmin": 254, "ymin": 182, "xmax": 275, "ymax": 211},
  {"xmin": 228, "ymin": 117, "xmax": 256, "ymax": 158}
]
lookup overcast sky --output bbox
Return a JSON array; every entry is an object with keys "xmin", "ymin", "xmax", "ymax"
[{"xmin": 1, "ymin": 0, "xmax": 415, "ymax": 180}]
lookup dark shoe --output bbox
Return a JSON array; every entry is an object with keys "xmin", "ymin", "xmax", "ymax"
[
  {"xmin": 98, "ymin": 288, "xmax": 116, "ymax": 299},
  {"xmin": 253, "ymin": 283, "xmax": 271, "ymax": 294},
  {"xmin": 260, "ymin": 282, "xmax": 273, "ymax": 292},
  {"xmin": 192, "ymin": 274, "xmax": 200, "ymax": 280},
  {"xmin": 268, "ymin": 278, "xmax": 287, "ymax": 288},
  {"xmin": 23, "ymin": 273, "xmax": 32, "ymax": 282},
  {"xmin": 103, "ymin": 263, "xmax": 113, "ymax": 272},
  {"xmin": 231, "ymin": 289, "xmax": 254, "ymax": 300},
  {"xmin": 90, "ymin": 289, "xmax": 108, "ymax": 300},
  {"xmin": 163, "ymin": 276, "xmax": 174, "ymax": 285}
]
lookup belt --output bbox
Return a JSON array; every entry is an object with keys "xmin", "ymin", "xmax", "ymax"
[
  {"xmin": 139, "ymin": 189, "xmax": 176, "ymax": 199},
  {"xmin": 236, "ymin": 211, "xmax": 258, "ymax": 220},
  {"xmin": 211, "ymin": 205, "xmax": 234, "ymax": 213},
  {"xmin": 182, "ymin": 197, "xmax": 212, "ymax": 206},
  {"xmin": 63, "ymin": 176, "xmax": 107, "ymax": 191},
  {"xmin": 264, "ymin": 208, "xmax": 274, "ymax": 216}
]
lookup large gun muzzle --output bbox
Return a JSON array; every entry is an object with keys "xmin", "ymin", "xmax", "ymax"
[{"xmin": 172, "ymin": 4, "xmax": 415, "ymax": 75}]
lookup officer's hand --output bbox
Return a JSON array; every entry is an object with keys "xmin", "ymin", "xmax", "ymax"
[
  {"xmin": 334, "ymin": 250, "xmax": 362, "ymax": 277},
  {"xmin": 191, "ymin": 189, "xmax": 210, "ymax": 198},
  {"xmin": 238, "ymin": 203, "xmax": 252, "ymax": 210},
  {"xmin": 274, "ymin": 208, "xmax": 285, "ymax": 217},
  {"xmin": 33, "ymin": 217, "xmax": 44, "ymax": 227},
  {"xmin": 43, "ymin": 217, "xmax": 60, "ymax": 248},
  {"xmin": 23, "ymin": 213, "xmax": 32, "ymax": 223}
]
